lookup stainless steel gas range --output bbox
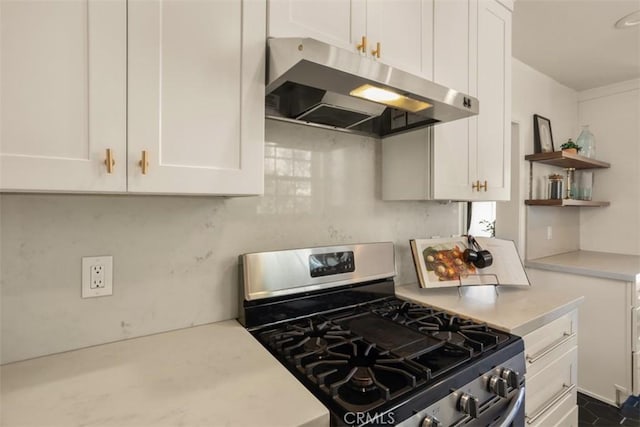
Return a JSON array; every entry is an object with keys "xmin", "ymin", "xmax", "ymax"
[{"xmin": 238, "ymin": 242, "xmax": 525, "ymax": 427}]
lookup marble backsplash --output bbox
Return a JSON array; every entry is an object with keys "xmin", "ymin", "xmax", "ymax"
[{"xmin": 0, "ymin": 120, "xmax": 461, "ymax": 364}]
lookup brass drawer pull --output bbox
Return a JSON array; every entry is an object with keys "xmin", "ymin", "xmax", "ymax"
[
  {"xmin": 371, "ymin": 41, "xmax": 381, "ymax": 58},
  {"xmin": 357, "ymin": 35, "xmax": 367, "ymax": 53},
  {"xmin": 526, "ymin": 332, "xmax": 576, "ymax": 364},
  {"xmin": 104, "ymin": 148, "xmax": 115, "ymax": 174},
  {"xmin": 139, "ymin": 150, "xmax": 149, "ymax": 175}
]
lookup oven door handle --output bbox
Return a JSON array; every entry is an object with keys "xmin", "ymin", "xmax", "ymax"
[{"xmin": 489, "ymin": 386, "xmax": 525, "ymax": 427}]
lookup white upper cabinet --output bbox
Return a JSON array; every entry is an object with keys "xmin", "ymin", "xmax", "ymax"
[
  {"xmin": 1, "ymin": 0, "xmax": 264, "ymax": 196},
  {"xmin": 476, "ymin": 0, "xmax": 511, "ymax": 200},
  {"xmin": 0, "ymin": 0, "xmax": 127, "ymax": 192},
  {"xmin": 268, "ymin": 0, "xmax": 433, "ymax": 79},
  {"xmin": 127, "ymin": 0, "xmax": 264, "ymax": 195},
  {"xmin": 268, "ymin": 0, "xmax": 366, "ymax": 53},
  {"xmin": 366, "ymin": 0, "xmax": 433, "ymax": 78},
  {"xmin": 431, "ymin": 0, "xmax": 477, "ymax": 200},
  {"xmin": 382, "ymin": 0, "xmax": 512, "ymax": 202}
]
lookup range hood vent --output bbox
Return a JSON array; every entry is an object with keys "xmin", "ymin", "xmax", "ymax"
[{"xmin": 265, "ymin": 38, "xmax": 479, "ymax": 138}]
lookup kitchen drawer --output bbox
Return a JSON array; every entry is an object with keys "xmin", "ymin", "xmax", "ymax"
[
  {"xmin": 526, "ymin": 346, "xmax": 578, "ymax": 422},
  {"xmin": 555, "ymin": 404, "xmax": 578, "ymax": 427},
  {"xmin": 526, "ymin": 386, "xmax": 577, "ymax": 427},
  {"xmin": 524, "ymin": 311, "xmax": 577, "ymax": 378}
]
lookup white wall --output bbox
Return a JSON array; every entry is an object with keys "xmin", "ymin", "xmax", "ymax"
[
  {"xmin": 497, "ymin": 59, "xmax": 580, "ymax": 260},
  {"xmin": 0, "ymin": 120, "xmax": 461, "ymax": 364},
  {"xmin": 578, "ymin": 80, "xmax": 640, "ymax": 255}
]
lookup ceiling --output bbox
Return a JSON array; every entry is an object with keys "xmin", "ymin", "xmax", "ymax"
[{"xmin": 512, "ymin": 0, "xmax": 640, "ymax": 91}]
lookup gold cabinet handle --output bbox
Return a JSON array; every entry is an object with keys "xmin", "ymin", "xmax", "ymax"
[
  {"xmin": 138, "ymin": 150, "xmax": 149, "ymax": 175},
  {"xmin": 371, "ymin": 42, "xmax": 381, "ymax": 58},
  {"xmin": 356, "ymin": 35, "xmax": 367, "ymax": 53},
  {"xmin": 472, "ymin": 180, "xmax": 488, "ymax": 191},
  {"xmin": 104, "ymin": 148, "xmax": 115, "ymax": 174}
]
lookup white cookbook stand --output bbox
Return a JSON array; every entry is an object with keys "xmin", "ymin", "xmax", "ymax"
[{"xmin": 409, "ymin": 237, "xmax": 530, "ymax": 297}]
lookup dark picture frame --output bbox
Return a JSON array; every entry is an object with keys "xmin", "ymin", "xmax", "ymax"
[{"xmin": 533, "ymin": 114, "xmax": 555, "ymax": 153}]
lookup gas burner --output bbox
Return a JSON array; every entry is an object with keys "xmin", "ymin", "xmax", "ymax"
[
  {"xmin": 406, "ymin": 311, "xmax": 508, "ymax": 353},
  {"xmin": 303, "ymin": 337, "xmax": 329, "ymax": 353},
  {"xmin": 259, "ymin": 318, "xmax": 353, "ymax": 360},
  {"xmin": 370, "ymin": 300, "xmax": 438, "ymax": 324},
  {"xmin": 301, "ymin": 340, "xmax": 424, "ymax": 411},
  {"xmin": 350, "ymin": 366, "xmax": 374, "ymax": 388}
]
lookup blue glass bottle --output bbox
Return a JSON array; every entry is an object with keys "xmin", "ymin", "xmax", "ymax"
[{"xmin": 576, "ymin": 125, "xmax": 596, "ymax": 158}]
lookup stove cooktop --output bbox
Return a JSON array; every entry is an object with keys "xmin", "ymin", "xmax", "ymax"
[
  {"xmin": 240, "ymin": 243, "xmax": 524, "ymax": 427},
  {"xmin": 254, "ymin": 297, "xmax": 519, "ymax": 423}
]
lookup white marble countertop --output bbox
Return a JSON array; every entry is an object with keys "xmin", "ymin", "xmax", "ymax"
[
  {"xmin": 395, "ymin": 282, "xmax": 584, "ymax": 336},
  {"xmin": 0, "ymin": 321, "xmax": 328, "ymax": 427},
  {"xmin": 525, "ymin": 250, "xmax": 640, "ymax": 283}
]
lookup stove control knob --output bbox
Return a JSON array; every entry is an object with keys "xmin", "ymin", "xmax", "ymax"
[
  {"xmin": 421, "ymin": 415, "xmax": 441, "ymax": 427},
  {"xmin": 488, "ymin": 375, "xmax": 508, "ymax": 398},
  {"xmin": 458, "ymin": 393, "xmax": 479, "ymax": 418},
  {"xmin": 500, "ymin": 368, "xmax": 519, "ymax": 388}
]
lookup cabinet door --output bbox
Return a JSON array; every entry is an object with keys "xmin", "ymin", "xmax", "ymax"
[
  {"xmin": 431, "ymin": 0, "xmax": 477, "ymax": 200},
  {"xmin": 366, "ymin": 0, "xmax": 433, "ymax": 79},
  {"xmin": 475, "ymin": 0, "xmax": 511, "ymax": 201},
  {"xmin": 268, "ymin": 0, "xmax": 366, "ymax": 53},
  {"xmin": 0, "ymin": 0, "xmax": 126, "ymax": 192},
  {"xmin": 128, "ymin": 0, "xmax": 264, "ymax": 195},
  {"xmin": 526, "ymin": 347, "xmax": 578, "ymax": 425}
]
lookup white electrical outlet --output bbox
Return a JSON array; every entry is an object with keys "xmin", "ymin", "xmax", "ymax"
[
  {"xmin": 90, "ymin": 264, "xmax": 105, "ymax": 289},
  {"xmin": 546, "ymin": 226, "xmax": 553, "ymax": 240},
  {"xmin": 82, "ymin": 256, "xmax": 113, "ymax": 298}
]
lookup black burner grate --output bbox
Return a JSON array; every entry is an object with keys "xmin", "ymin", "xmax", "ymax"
[
  {"xmin": 254, "ymin": 298, "xmax": 518, "ymax": 420},
  {"xmin": 303, "ymin": 339, "xmax": 424, "ymax": 412}
]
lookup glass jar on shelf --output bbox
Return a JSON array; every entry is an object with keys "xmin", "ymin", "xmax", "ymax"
[
  {"xmin": 576, "ymin": 125, "xmax": 596, "ymax": 158},
  {"xmin": 578, "ymin": 171, "xmax": 593, "ymax": 201},
  {"xmin": 565, "ymin": 168, "xmax": 577, "ymax": 199},
  {"xmin": 548, "ymin": 174, "xmax": 563, "ymax": 199}
]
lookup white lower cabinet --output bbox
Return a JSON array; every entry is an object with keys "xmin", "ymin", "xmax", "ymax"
[
  {"xmin": 527, "ymin": 268, "xmax": 638, "ymax": 406},
  {"xmin": 557, "ymin": 405, "xmax": 579, "ymax": 427},
  {"xmin": 1, "ymin": 0, "xmax": 264, "ymax": 196},
  {"xmin": 528, "ymin": 387, "xmax": 578, "ymax": 427},
  {"xmin": 523, "ymin": 310, "xmax": 579, "ymax": 426}
]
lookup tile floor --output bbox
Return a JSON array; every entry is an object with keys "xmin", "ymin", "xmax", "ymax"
[{"xmin": 578, "ymin": 393, "xmax": 640, "ymax": 426}]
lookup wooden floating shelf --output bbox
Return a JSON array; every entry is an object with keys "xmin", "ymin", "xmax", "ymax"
[
  {"xmin": 525, "ymin": 199, "xmax": 610, "ymax": 207},
  {"xmin": 524, "ymin": 151, "xmax": 610, "ymax": 169}
]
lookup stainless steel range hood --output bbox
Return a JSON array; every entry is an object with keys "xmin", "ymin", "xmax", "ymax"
[{"xmin": 265, "ymin": 38, "xmax": 479, "ymax": 138}]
